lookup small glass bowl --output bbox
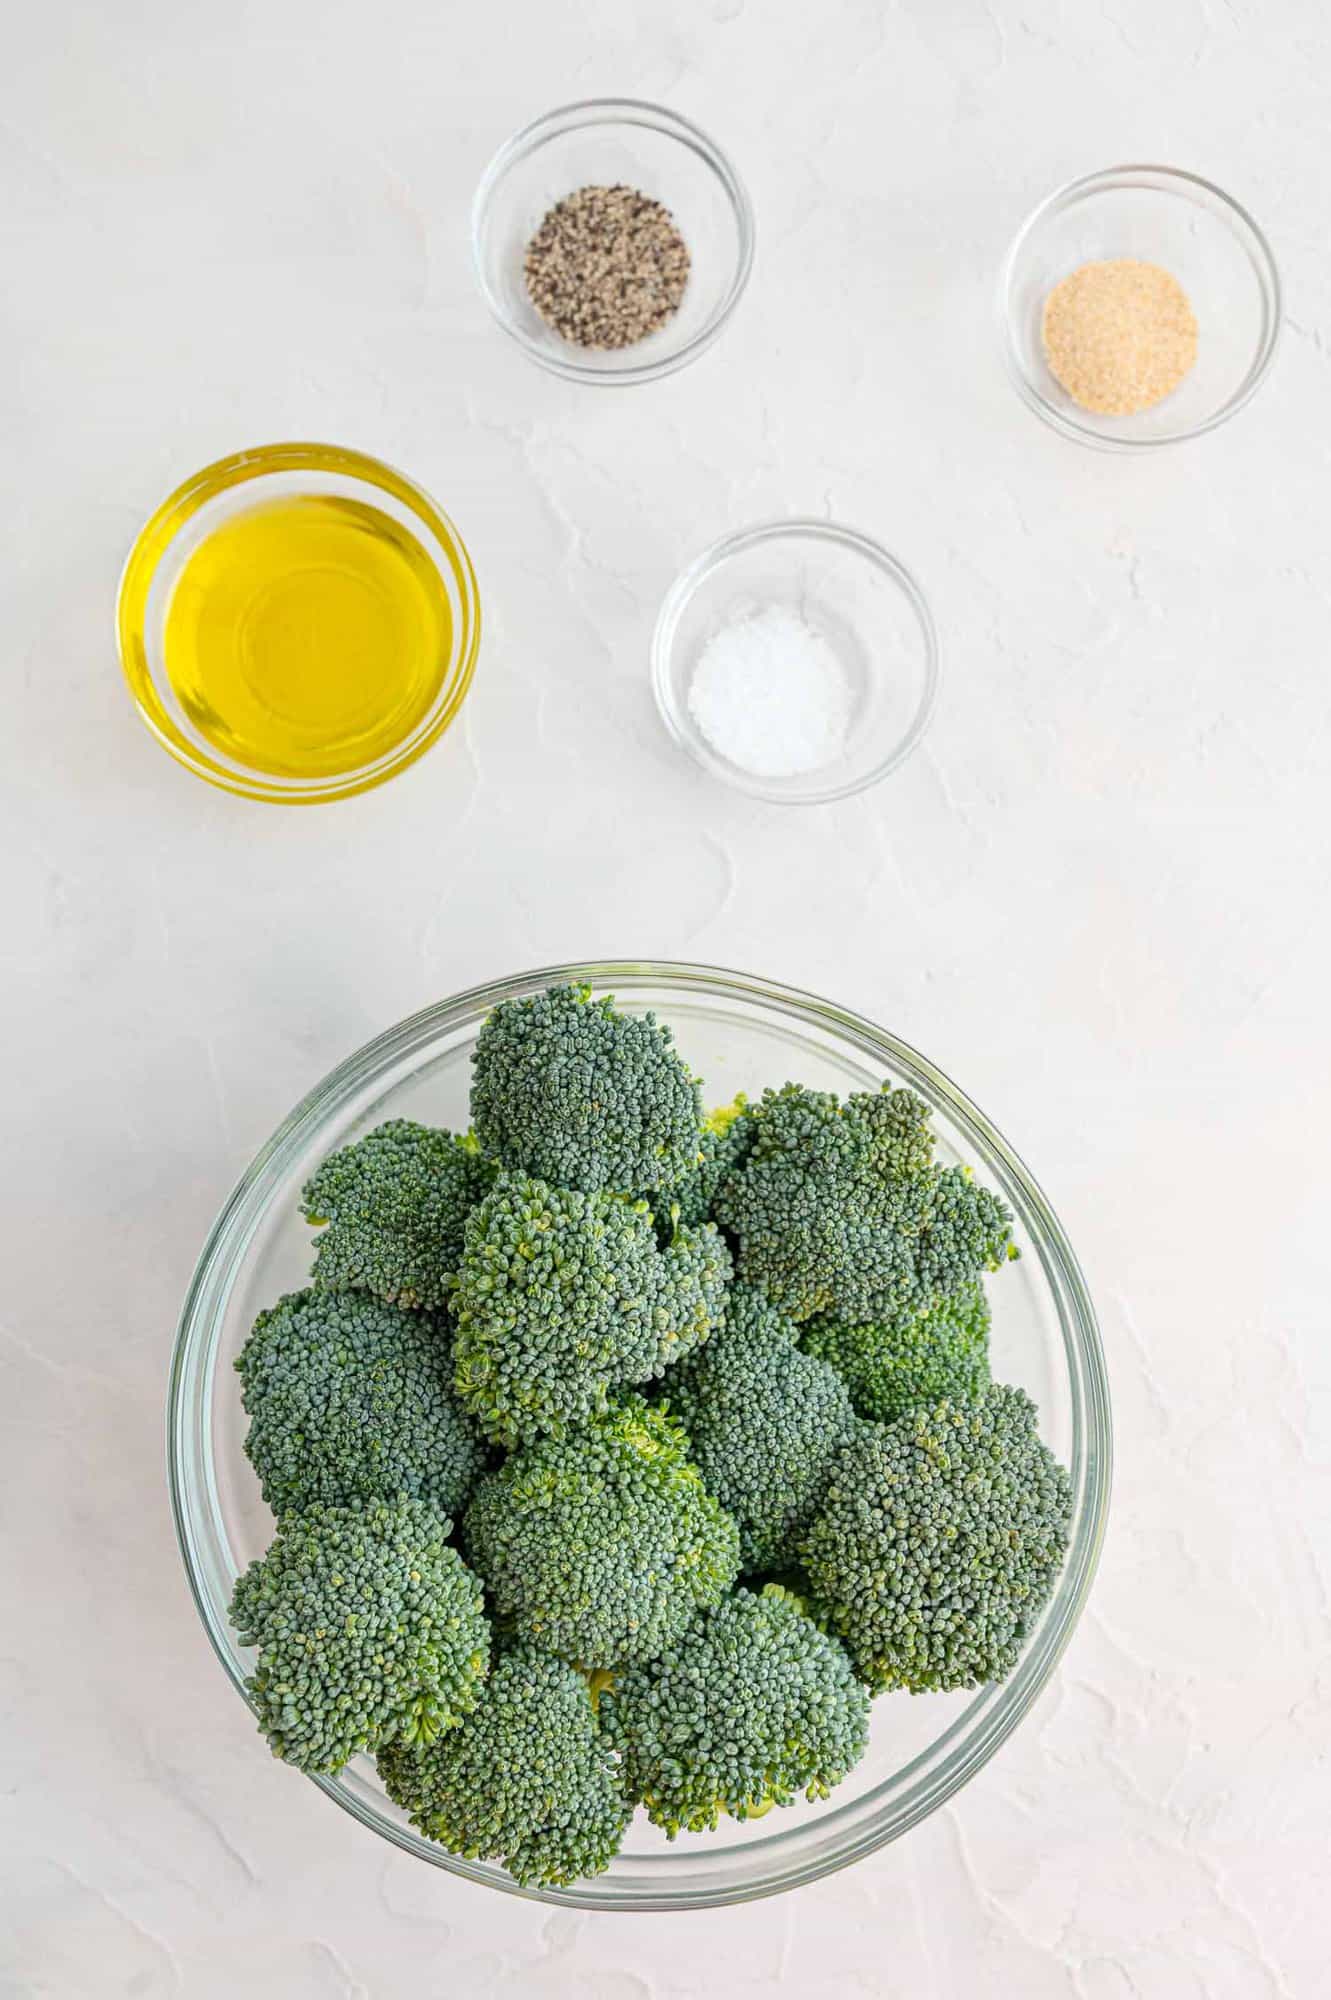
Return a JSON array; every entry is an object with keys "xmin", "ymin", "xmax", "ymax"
[
  {"xmin": 652, "ymin": 521, "xmax": 939, "ymax": 804},
  {"xmin": 116, "ymin": 443, "xmax": 480, "ymax": 805},
  {"xmin": 472, "ymin": 98, "xmax": 754, "ymax": 385},
  {"xmin": 169, "ymin": 961, "xmax": 1110, "ymax": 1910},
  {"xmin": 999, "ymin": 165, "xmax": 1281, "ymax": 450}
]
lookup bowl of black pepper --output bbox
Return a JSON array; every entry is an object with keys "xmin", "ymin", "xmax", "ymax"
[{"xmin": 472, "ymin": 99, "xmax": 755, "ymax": 385}]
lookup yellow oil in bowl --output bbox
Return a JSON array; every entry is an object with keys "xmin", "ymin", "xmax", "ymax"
[
  {"xmin": 117, "ymin": 444, "xmax": 481, "ymax": 804},
  {"xmin": 163, "ymin": 495, "xmax": 451, "ymax": 780}
]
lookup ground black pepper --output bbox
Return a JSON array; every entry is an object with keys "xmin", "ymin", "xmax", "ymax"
[{"xmin": 524, "ymin": 184, "xmax": 690, "ymax": 350}]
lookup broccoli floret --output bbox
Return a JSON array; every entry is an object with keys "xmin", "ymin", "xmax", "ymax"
[
  {"xmin": 451, "ymin": 1174, "xmax": 730, "ymax": 1448},
  {"xmin": 378, "ymin": 1643, "xmax": 630, "ymax": 1887},
  {"xmin": 667, "ymin": 1284, "xmax": 858, "ymax": 1573},
  {"xmin": 913, "ymin": 1167, "xmax": 1016, "ymax": 1304},
  {"xmin": 713, "ymin": 1083, "xmax": 1013, "ymax": 1322},
  {"xmin": 464, "ymin": 1398, "xmax": 740, "ymax": 1667},
  {"xmin": 801, "ymin": 1386, "xmax": 1071, "ymax": 1693},
  {"xmin": 235, "ymin": 1289, "xmax": 489, "ymax": 1518},
  {"xmin": 712, "ymin": 1084, "xmax": 928, "ymax": 1319},
  {"xmin": 506, "ymin": 1770, "xmax": 631, "ymax": 1889},
  {"xmin": 646, "ymin": 1096, "xmax": 757, "ymax": 1233},
  {"xmin": 801, "ymin": 1279, "xmax": 992, "ymax": 1424},
  {"xmin": 600, "ymin": 1585, "xmax": 869, "ymax": 1836},
  {"xmin": 471, "ymin": 983, "xmax": 702, "ymax": 1194},
  {"xmin": 228, "ymin": 1498, "xmax": 490, "ymax": 1774},
  {"xmin": 301, "ymin": 1119, "xmax": 494, "ymax": 1310},
  {"xmin": 757, "ymin": 1575, "xmax": 839, "ymax": 1634}
]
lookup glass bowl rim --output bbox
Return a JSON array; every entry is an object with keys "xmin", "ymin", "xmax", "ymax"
[
  {"xmin": 651, "ymin": 519, "xmax": 941, "ymax": 803},
  {"xmin": 115, "ymin": 440, "xmax": 482, "ymax": 805},
  {"xmin": 997, "ymin": 162, "xmax": 1283, "ymax": 452},
  {"xmin": 168, "ymin": 958, "xmax": 1111, "ymax": 1911},
  {"xmin": 470, "ymin": 96, "xmax": 756, "ymax": 386}
]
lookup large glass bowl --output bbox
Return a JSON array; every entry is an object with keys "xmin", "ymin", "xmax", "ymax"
[{"xmin": 169, "ymin": 962, "xmax": 1110, "ymax": 1910}]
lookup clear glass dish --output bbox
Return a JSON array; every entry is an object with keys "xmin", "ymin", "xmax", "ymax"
[
  {"xmin": 169, "ymin": 961, "xmax": 1111, "ymax": 1910},
  {"xmin": 652, "ymin": 522, "xmax": 939, "ymax": 804},
  {"xmin": 117, "ymin": 443, "xmax": 480, "ymax": 804},
  {"xmin": 999, "ymin": 165, "xmax": 1281, "ymax": 450},
  {"xmin": 472, "ymin": 99, "xmax": 754, "ymax": 385}
]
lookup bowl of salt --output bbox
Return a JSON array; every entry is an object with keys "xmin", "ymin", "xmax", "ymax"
[{"xmin": 651, "ymin": 520, "xmax": 938, "ymax": 804}]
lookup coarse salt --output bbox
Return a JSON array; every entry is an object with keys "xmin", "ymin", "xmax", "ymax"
[{"xmin": 687, "ymin": 606, "xmax": 852, "ymax": 779}]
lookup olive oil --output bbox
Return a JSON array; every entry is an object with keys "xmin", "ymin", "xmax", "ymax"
[{"xmin": 162, "ymin": 494, "xmax": 452, "ymax": 780}]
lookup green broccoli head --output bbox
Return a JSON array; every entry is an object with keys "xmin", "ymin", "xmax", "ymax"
[
  {"xmin": 801, "ymin": 1278, "xmax": 992, "ymax": 1425},
  {"xmin": 301, "ymin": 1119, "xmax": 494, "ymax": 1310},
  {"xmin": 713, "ymin": 1083, "xmax": 1014, "ymax": 1322},
  {"xmin": 228, "ymin": 1498, "xmax": 490, "ymax": 1774},
  {"xmin": 463, "ymin": 1398, "xmax": 741, "ymax": 1667},
  {"xmin": 645, "ymin": 1095, "xmax": 757, "ymax": 1234},
  {"xmin": 378, "ymin": 1643, "xmax": 630, "ymax": 1887},
  {"xmin": 505, "ymin": 1769, "xmax": 632, "ymax": 1890},
  {"xmin": 667, "ymin": 1283, "xmax": 859, "ymax": 1574},
  {"xmin": 235, "ymin": 1289, "xmax": 489, "ymax": 1518},
  {"xmin": 451, "ymin": 1174, "xmax": 731, "ymax": 1448},
  {"xmin": 913, "ymin": 1167, "xmax": 1016, "ymax": 1304},
  {"xmin": 470, "ymin": 983, "xmax": 702, "ymax": 1194},
  {"xmin": 801, "ymin": 1385, "xmax": 1071, "ymax": 1693},
  {"xmin": 599, "ymin": 1585, "xmax": 870, "ymax": 1836}
]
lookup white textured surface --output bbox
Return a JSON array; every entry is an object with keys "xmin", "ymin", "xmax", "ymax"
[{"xmin": 3, "ymin": 2, "xmax": 1329, "ymax": 1994}]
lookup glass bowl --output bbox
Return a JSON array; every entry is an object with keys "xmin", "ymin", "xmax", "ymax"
[
  {"xmin": 116, "ymin": 443, "xmax": 481, "ymax": 804},
  {"xmin": 472, "ymin": 99, "xmax": 754, "ymax": 385},
  {"xmin": 999, "ymin": 165, "xmax": 1281, "ymax": 449},
  {"xmin": 652, "ymin": 522, "xmax": 939, "ymax": 803},
  {"xmin": 169, "ymin": 961, "xmax": 1110, "ymax": 1911}
]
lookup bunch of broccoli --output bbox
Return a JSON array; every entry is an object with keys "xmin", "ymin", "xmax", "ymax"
[{"xmin": 229, "ymin": 980, "xmax": 1071, "ymax": 1888}]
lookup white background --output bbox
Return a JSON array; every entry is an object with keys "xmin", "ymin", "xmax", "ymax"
[{"xmin": 3, "ymin": 2, "xmax": 1329, "ymax": 1995}]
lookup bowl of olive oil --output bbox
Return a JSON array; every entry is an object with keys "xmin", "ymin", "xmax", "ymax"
[{"xmin": 117, "ymin": 443, "xmax": 480, "ymax": 803}]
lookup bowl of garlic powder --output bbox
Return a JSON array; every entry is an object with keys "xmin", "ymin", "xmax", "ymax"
[{"xmin": 999, "ymin": 165, "xmax": 1281, "ymax": 450}]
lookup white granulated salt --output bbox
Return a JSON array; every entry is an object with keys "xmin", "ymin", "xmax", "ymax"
[{"xmin": 686, "ymin": 606, "xmax": 853, "ymax": 779}]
